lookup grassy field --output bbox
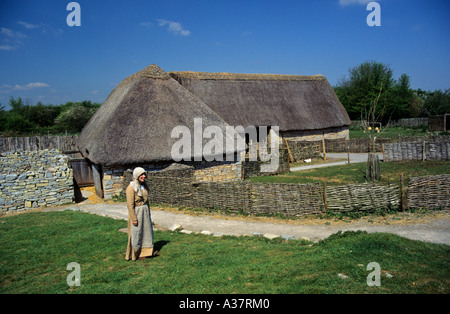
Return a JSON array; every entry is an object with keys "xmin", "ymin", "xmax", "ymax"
[
  {"xmin": 249, "ymin": 161, "xmax": 450, "ymax": 186},
  {"xmin": 1, "ymin": 210, "xmax": 449, "ymax": 294},
  {"xmin": 349, "ymin": 126, "xmax": 431, "ymax": 139}
]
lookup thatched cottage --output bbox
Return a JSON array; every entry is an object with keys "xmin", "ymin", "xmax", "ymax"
[
  {"xmin": 77, "ymin": 64, "xmax": 350, "ymax": 198},
  {"xmin": 77, "ymin": 65, "xmax": 242, "ymax": 198}
]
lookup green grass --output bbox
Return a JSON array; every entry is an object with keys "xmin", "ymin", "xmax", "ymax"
[
  {"xmin": 249, "ymin": 161, "xmax": 450, "ymax": 185},
  {"xmin": 1, "ymin": 210, "xmax": 449, "ymax": 294},
  {"xmin": 349, "ymin": 126, "xmax": 430, "ymax": 139}
]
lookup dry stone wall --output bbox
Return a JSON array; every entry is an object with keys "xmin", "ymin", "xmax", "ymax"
[{"xmin": 0, "ymin": 149, "xmax": 74, "ymax": 212}]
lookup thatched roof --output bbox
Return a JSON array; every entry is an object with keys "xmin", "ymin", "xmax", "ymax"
[
  {"xmin": 77, "ymin": 65, "xmax": 239, "ymax": 166},
  {"xmin": 169, "ymin": 71, "xmax": 351, "ymax": 132}
]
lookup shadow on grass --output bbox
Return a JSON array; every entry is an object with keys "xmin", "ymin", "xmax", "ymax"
[{"xmin": 154, "ymin": 240, "xmax": 170, "ymax": 253}]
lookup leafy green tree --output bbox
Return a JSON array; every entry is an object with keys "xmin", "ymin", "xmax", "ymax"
[
  {"xmin": 386, "ymin": 74, "xmax": 414, "ymax": 120},
  {"xmin": 409, "ymin": 89, "xmax": 425, "ymax": 118},
  {"xmin": 27, "ymin": 102, "xmax": 61, "ymax": 129},
  {"xmin": 422, "ymin": 89, "xmax": 450, "ymax": 116},
  {"xmin": 335, "ymin": 61, "xmax": 395, "ymax": 121},
  {"xmin": 8, "ymin": 96, "xmax": 25, "ymax": 114},
  {"xmin": 0, "ymin": 97, "xmax": 101, "ymax": 135},
  {"xmin": 54, "ymin": 102, "xmax": 99, "ymax": 133},
  {"xmin": 6, "ymin": 97, "xmax": 36, "ymax": 134},
  {"xmin": 336, "ymin": 62, "xmax": 449, "ymax": 121},
  {"xmin": 6, "ymin": 112, "xmax": 35, "ymax": 134},
  {"xmin": 0, "ymin": 104, "xmax": 7, "ymax": 132}
]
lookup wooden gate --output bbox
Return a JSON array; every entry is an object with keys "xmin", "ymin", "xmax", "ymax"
[{"xmin": 65, "ymin": 151, "xmax": 94, "ymax": 187}]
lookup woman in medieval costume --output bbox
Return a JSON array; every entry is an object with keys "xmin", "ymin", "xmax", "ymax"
[{"xmin": 125, "ymin": 167, "xmax": 158, "ymax": 260}]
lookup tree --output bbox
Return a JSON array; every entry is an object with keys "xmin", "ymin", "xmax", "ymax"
[
  {"xmin": 422, "ymin": 89, "xmax": 450, "ymax": 116},
  {"xmin": 9, "ymin": 96, "xmax": 25, "ymax": 113},
  {"xmin": 335, "ymin": 61, "xmax": 395, "ymax": 120},
  {"xmin": 386, "ymin": 74, "xmax": 414, "ymax": 120},
  {"xmin": 361, "ymin": 85, "xmax": 384, "ymax": 180},
  {"xmin": 0, "ymin": 104, "xmax": 6, "ymax": 132},
  {"xmin": 6, "ymin": 97, "xmax": 35, "ymax": 134},
  {"xmin": 6, "ymin": 112, "xmax": 35, "ymax": 134},
  {"xmin": 409, "ymin": 89, "xmax": 425, "ymax": 118},
  {"xmin": 27, "ymin": 102, "xmax": 61, "ymax": 129},
  {"xmin": 0, "ymin": 98, "xmax": 101, "ymax": 135},
  {"xmin": 54, "ymin": 102, "xmax": 99, "ymax": 133}
]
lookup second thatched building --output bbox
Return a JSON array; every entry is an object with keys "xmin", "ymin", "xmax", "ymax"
[{"xmin": 169, "ymin": 71, "xmax": 351, "ymax": 142}]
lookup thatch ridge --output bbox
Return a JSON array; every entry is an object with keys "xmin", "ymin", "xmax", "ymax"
[
  {"xmin": 116, "ymin": 64, "xmax": 170, "ymax": 89},
  {"xmin": 170, "ymin": 71, "xmax": 325, "ymax": 81}
]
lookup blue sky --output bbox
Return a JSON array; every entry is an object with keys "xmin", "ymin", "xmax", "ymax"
[{"xmin": 0, "ymin": 0, "xmax": 449, "ymax": 109}]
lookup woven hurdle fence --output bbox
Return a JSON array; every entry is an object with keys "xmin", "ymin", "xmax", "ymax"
[
  {"xmin": 326, "ymin": 183, "xmax": 400, "ymax": 212},
  {"xmin": 190, "ymin": 181, "xmax": 252, "ymax": 213},
  {"xmin": 124, "ymin": 169, "xmax": 449, "ymax": 216},
  {"xmin": 249, "ymin": 182, "xmax": 324, "ymax": 216},
  {"xmin": 145, "ymin": 177, "xmax": 323, "ymax": 217},
  {"xmin": 383, "ymin": 140, "xmax": 450, "ymax": 162},
  {"xmin": 407, "ymin": 174, "xmax": 450, "ymax": 210}
]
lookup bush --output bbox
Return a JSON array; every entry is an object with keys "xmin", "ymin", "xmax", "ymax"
[{"xmin": 54, "ymin": 104, "xmax": 97, "ymax": 133}]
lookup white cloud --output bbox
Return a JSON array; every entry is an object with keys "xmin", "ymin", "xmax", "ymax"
[
  {"xmin": 17, "ymin": 21, "xmax": 63, "ymax": 35},
  {"xmin": 0, "ymin": 44, "xmax": 16, "ymax": 51},
  {"xmin": 23, "ymin": 82, "xmax": 49, "ymax": 89},
  {"xmin": 157, "ymin": 19, "xmax": 190, "ymax": 36},
  {"xmin": 17, "ymin": 21, "xmax": 39, "ymax": 29},
  {"xmin": 1, "ymin": 27, "xmax": 26, "ymax": 49},
  {"xmin": 339, "ymin": 0, "xmax": 377, "ymax": 6},
  {"xmin": 0, "ymin": 82, "xmax": 50, "ymax": 92},
  {"xmin": 1, "ymin": 22, "xmax": 63, "ymax": 51},
  {"xmin": 1, "ymin": 27, "xmax": 26, "ymax": 38}
]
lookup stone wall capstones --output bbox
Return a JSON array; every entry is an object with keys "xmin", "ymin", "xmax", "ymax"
[{"xmin": 0, "ymin": 149, "xmax": 74, "ymax": 212}]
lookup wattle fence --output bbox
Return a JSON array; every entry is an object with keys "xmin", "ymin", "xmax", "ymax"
[
  {"xmin": 123, "ymin": 170, "xmax": 450, "ymax": 216},
  {"xmin": 383, "ymin": 141, "xmax": 450, "ymax": 161},
  {"xmin": 407, "ymin": 174, "xmax": 450, "ymax": 210}
]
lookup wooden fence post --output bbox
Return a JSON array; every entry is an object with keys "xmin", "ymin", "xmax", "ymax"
[
  {"xmin": 322, "ymin": 134, "xmax": 326, "ymax": 161},
  {"xmin": 400, "ymin": 174, "xmax": 406, "ymax": 212},
  {"xmin": 284, "ymin": 138, "xmax": 294, "ymax": 163},
  {"xmin": 347, "ymin": 140, "xmax": 350, "ymax": 165},
  {"xmin": 422, "ymin": 140, "xmax": 426, "ymax": 161},
  {"xmin": 322, "ymin": 181, "xmax": 328, "ymax": 212}
]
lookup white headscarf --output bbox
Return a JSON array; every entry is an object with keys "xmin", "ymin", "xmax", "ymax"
[{"xmin": 130, "ymin": 167, "xmax": 148, "ymax": 197}]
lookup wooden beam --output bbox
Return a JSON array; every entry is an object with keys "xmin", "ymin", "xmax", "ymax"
[
  {"xmin": 284, "ymin": 138, "xmax": 294, "ymax": 163},
  {"xmin": 92, "ymin": 163, "xmax": 104, "ymax": 198}
]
